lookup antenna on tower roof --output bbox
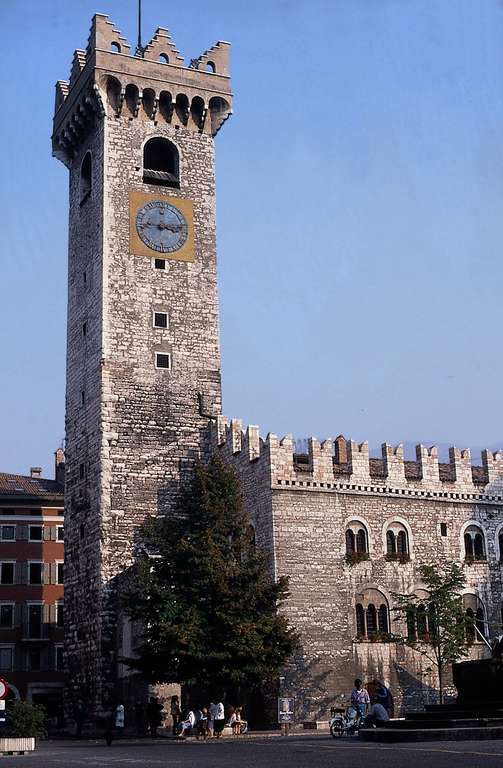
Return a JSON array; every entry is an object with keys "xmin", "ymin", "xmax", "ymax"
[{"xmin": 136, "ymin": 0, "xmax": 145, "ymax": 57}]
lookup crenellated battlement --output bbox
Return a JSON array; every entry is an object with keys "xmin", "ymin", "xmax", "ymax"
[
  {"xmin": 211, "ymin": 416, "xmax": 503, "ymax": 502},
  {"xmin": 53, "ymin": 13, "xmax": 232, "ymax": 166}
]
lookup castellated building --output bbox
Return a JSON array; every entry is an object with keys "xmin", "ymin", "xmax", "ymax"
[{"xmin": 53, "ymin": 13, "xmax": 503, "ymax": 723}]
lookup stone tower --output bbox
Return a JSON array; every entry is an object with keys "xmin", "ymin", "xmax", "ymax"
[{"xmin": 52, "ymin": 14, "xmax": 232, "ymax": 714}]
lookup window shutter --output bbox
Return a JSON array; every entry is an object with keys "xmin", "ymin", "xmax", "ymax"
[
  {"xmin": 43, "ymin": 563, "xmax": 50, "ymax": 585},
  {"xmin": 14, "ymin": 603, "xmax": 23, "ymax": 628},
  {"xmin": 50, "ymin": 526, "xmax": 57, "ymax": 542},
  {"xmin": 50, "ymin": 564, "xmax": 57, "ymax": 585},
  {"xmin": 17, "ymin": 525, "xmax": 28, "ymax": 541},
  {"xmin": 43, "ymin": 526, "xmax": 51, "ymax": 542},
  {"xmin": 16, "ymin": 562, "xmax": 27, "ymax": 585},
  {"xmin": 40, "ymin": 645, "xmax": 49, "ymax": 671},
  {"xmin": 48, "ymin": 603, "xmax": 56, "ymax": 625},
  {"xmin": 13, "ymin": 645, "xmax": 24, "ymax": 673},
  {"xmin": 43, "ymin": 603, "xmax": 50, "ymax": 634}
]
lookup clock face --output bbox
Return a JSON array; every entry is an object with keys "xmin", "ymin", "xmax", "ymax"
[{"xmin": 135, "ymin": 200, "xmax": 188, "ymax": 254}]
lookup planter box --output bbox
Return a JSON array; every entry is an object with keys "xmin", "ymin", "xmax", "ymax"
[{"xmin": 0, "ymin": 737, "xmax": 35, "ymax": 754}]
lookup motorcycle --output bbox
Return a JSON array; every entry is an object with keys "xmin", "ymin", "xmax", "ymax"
[{"xmin": 329, "ymin": 702, "xmax": 363, "ymax": 738}]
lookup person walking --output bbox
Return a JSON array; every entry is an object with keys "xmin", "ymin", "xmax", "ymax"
[
  {"xmin": 170, "ymin": 695, "xmax": 181, "ymax": 736},
  {"xmin": 114, "ymin": 703, "xmax": 125, "ymax": 737},
  {"xmin": 134, "ymin": 700, "xmax": 145, "ymax": 737},
  {"xmin": 207, "ymin": 700, "xmax": 215, "ymax": 737},
  {"xmin": 147, "ymin": 696, "xmax": 163, "ymax": 738},
  {"xmin": 350, "ymin": 678, "xmax": 370, "ymax": 719},
  {"xmin": 213, "ymin": 699, "xmax": 225, "ymax": 739}
]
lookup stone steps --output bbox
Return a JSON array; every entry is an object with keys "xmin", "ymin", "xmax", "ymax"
[
  {"xmin": 383, "ymin": 717, "xmax": 503, "ymax": 729},
  {"xmin": 359, "ymin": 725, "xmax": 503, "ymax": 743}
]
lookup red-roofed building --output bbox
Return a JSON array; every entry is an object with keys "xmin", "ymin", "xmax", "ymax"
[{"xmin": 0, "ymin": 450, "xmax": 65, "ymax": 726}]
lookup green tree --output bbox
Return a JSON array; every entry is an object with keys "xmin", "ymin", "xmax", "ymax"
[
  {"xmin": 122, "ymin": 456, "xmax": 298, "ymax": 692},
  {"xmin": 6, "ymin": 701, "xmax": 47, "ymax": 738},
  {"xmin": 391, "ymin": 562, "xmax": 469, "ymax": 703}
]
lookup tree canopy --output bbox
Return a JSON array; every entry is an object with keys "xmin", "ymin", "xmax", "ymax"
[{"xmin": 122, "ymin": 456, "xmax": 298, "ymax": 691}]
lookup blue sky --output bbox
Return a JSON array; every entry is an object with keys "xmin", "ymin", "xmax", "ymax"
[{"xmin": 1, "ymin": 0, "xmax": 502, "ymax": 476}]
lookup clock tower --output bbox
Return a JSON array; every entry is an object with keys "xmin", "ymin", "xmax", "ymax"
[{"xmin": 52, "ymin": 14, "xmax": 232, "ymax": 714}]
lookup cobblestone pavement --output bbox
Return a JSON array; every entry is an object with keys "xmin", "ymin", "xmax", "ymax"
[{"xmin": 4, "ymin": 734, "xmax": 503, "ymax": 767}]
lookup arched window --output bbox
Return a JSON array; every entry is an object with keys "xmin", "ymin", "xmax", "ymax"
[
  {"xmin": 345, "ymin": 521, "xmax": 369, "ymax": 561},
  {"xmin": 397, "ymin": 530, "xmax": 408, "ymax": 555},
  {"xmin": 111, "ymin": 41, "xmax": 121, "ymax": 53},
  {"xmin": 356, "ymin": 604, "xmax": 365, "ymax": 638},
  {"xmin": 463, "ymin": 595, "xmax": 485, "ymax": 643},
  {"xmin": 465, "ymin": 607, "xmax": 475, "ymax": 644},
  {"xmin": 366, "ymin": 604, "xmax": 377, "ymax": 635},
  {"xmin": 464, "ymin": 525, "xmax": 485, "ymax": 562},
  {"xmin": 80, "ymin": 152, "xmax": 92, "ymax": 203},
  {"xmin": 385, "ymin": 522, "xmax": 410, "ymax": 561},
  {"xmin": 143, "ymin": 137, "xmax": 179, "ymax": 187},
  {"xmin": 474, "ymin": 533, "xmax": 485, "ymax": 560},
  {"xmin": 345, "ymin": 529, "xmax": 355, "ymax": 554},
  {"xmin": 476, "ymin": 608, "xmax": 486, "ymax": 639},
  {"xmin": 378, "ymin": 604, "xmax": 389, "ymax": 633},
  {"xmin": 428, "ymin": 602, "xmax": 437, "ymax": 638},
  {"xmin": 206, "ymin": 61, "xmax": 216, "ymax": 73},
  {"xmin": 356, "ymin": 529, "xmax": 367, "ymax": 554},
  {"xmin": 416, "ymin": 605, "xmax": 428, "ymax": 639},
  {"xmin": 159, "ymin": 53, "xmax": 169, "ymax": 64},
  {"xmin": 354, "ymin": 589, "xmax": 390, "ymax": 640},
  {"xmin": 406, "ymin": 609, "xmax": 416, "ymax": 640}
]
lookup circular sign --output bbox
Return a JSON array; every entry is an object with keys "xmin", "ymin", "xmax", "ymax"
[
  {"xmin": 0, "ymin": 678, "xmax": 9, "ymax": 700},
  {"xmin": 135, "ymin": 200, "xmax": 188, "ymax": 254}
]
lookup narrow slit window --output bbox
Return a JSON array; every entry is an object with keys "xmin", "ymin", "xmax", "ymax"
[
  {"xmin": 80, "ymin": 152, "xmax": 92, "ymax": 203},
  {"xmin": 154, "ymin": 259, "xmax": 166, "ymax": 270}
]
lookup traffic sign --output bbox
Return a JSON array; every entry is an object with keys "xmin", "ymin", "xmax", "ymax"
[{"xmin": 0, "ymin": 678, "xmax": 9, "ymax": 700}]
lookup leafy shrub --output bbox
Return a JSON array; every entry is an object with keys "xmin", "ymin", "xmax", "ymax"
[{"xmin": 6, "ymin": 701, "xmax": 47, "ymax": 738}]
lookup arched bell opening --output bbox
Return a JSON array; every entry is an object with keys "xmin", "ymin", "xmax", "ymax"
[
  {"xmin": 189, "ymin": 96, "xmax": 205, "ymax": 131},
  {"xmin": 125, "ymin": 84, "xmax": 139, "ymax": 118},
  {"xmin": 106, "ymin": 76, "xmax": 121, "ymax": 115},
  {"xmin": 158, "ymin": 91, "xmax": 173, "ymax": 123},
  {"xmin": 141, "ymin": 88, "xmax": 156, "ymax": 120}
]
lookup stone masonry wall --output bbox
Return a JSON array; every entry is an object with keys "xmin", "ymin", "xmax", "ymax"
[
  {"xmin": 64, "ymin": 117, "xmax": 106, "ymax": 711},
  {"xmin": 211, "ymin": 419, "xmax": 503, "ymax": 719}
]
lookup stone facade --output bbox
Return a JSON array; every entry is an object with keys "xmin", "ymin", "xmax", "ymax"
[
  {"xmin": 211, "ymin": 418, "xmax": 503, "ymax": 717},
  {"xmin": 53, "ymin": 14, "xmax": 232, "ymax": 716}
]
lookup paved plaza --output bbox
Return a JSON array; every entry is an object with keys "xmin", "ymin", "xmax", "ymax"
[{"xmin": 3, "ymin": 734, "xmax": 503, "ymax": 768}]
